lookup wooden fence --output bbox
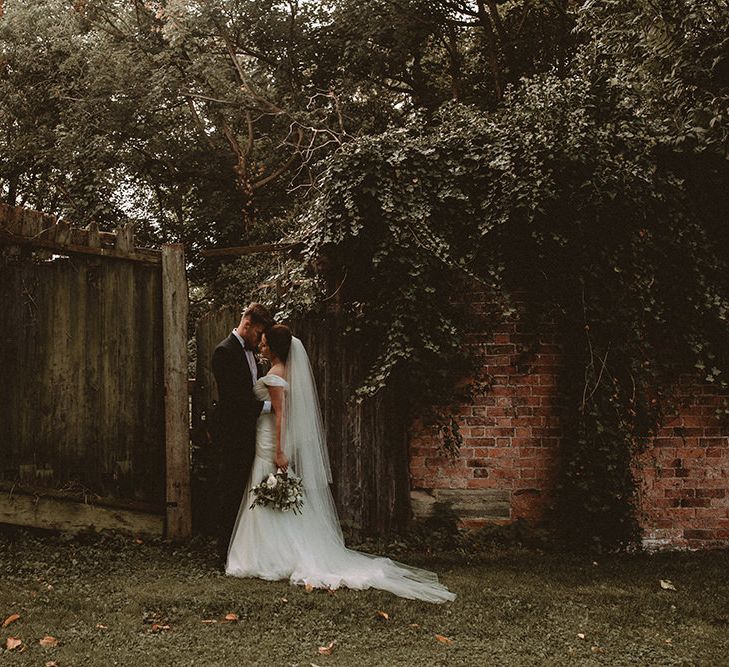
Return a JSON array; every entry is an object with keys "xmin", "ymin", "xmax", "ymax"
[
  {"xmin": 0, "ymin": 205, "xmax": 191, "ymax": 540},
  {"xmin": 193, "ymin": 307, "xmax": 411, "ymax": 538}
]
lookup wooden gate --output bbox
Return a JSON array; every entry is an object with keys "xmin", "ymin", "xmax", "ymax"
[
  {"xmin": 0, "ymin": 205, "xmax": 191, "ymax": 540},
  {"xmin": 193, "ymin": 306, "xmax": 411, "ymax": 538}
]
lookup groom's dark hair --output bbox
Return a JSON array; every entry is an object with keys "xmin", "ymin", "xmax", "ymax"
[{"xmin": 242, "ymin": 302, "xmax": 274, "ymax": 329}]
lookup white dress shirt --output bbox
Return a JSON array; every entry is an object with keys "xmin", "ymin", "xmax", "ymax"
[{"xmin": 232, "ymin": 329, "xmax": 271, "ymax": 414}]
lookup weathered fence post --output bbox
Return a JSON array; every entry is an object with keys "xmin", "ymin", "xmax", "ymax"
[{"xmin": 162, "ymin": 244, "xmax": 192, "ymax": 541}]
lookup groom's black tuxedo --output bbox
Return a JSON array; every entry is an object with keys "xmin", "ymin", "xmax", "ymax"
[{"xmin": 211, "ymin": 333, "xmax": 264, "ymax": 552}]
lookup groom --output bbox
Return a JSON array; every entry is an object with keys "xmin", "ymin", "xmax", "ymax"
[{"xmin": 211, "ymin": 302, "xmax": 274, "ymax": 559}]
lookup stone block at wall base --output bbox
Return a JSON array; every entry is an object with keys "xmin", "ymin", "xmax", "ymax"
[
  {"xmin": 642, "ymin": 528, "xmax": 686, "ymax": 552},
  {"xmin": 411, "ymin": 488, "xmax": 510, "ymax": 525}
]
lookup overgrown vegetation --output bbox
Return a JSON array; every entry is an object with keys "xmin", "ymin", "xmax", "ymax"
[
  {"xmin": 1, "ymin": 1, "xmax": 727, "ymax": 549},
  {"xmin": 294, "ymin": 1, "xmax": 729, "ymax": 550}
]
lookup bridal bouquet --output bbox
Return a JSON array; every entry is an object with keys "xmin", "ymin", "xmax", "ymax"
[{"xmin": 249, "ymin": 469, "xmax": 304, "ymax": 514}]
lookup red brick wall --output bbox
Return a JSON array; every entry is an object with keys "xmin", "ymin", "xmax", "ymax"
[
  {"xmin": 637, "ymin": 380, "xmax": 729, "ymax": 550},
  {"xmin": 408, "ymin": 321, "xmax": 729, "ymax": 549},
  {"xmin": 409, "ymin": 317, "xmax": 563, "ymax": 529}
]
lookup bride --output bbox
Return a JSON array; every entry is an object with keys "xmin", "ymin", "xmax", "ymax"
[{"xmin": 225, "ymin": 324, "xmax": 455, "ymax": 603}]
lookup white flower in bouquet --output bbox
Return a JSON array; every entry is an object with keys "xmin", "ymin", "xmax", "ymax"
[{"xmin": 266, "ymin": 473, "xmax": 278, "ymax": 489}]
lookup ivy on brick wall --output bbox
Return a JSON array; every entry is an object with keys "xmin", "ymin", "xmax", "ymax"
[{"xmin": 289, "ymin": 1, "xmax": 729, "ymax": 550}]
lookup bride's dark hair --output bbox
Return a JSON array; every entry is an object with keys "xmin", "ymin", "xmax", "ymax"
[{"xmin": 266, "ymin": 324, "xmax": 293, "ymax": 363}]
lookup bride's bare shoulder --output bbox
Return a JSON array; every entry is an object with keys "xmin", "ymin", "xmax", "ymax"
[{"xmin": 267, "ymin": 363, "xmax": 286, "ymax": 379}]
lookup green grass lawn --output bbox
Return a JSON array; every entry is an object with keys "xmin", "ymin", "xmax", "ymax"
[{"xmin": 0, "ymin": 529, "xmax": 727, "ymax": 666}]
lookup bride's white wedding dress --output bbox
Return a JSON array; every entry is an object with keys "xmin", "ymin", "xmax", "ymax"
[{"xmin": 225, "ymin": 338, "xmax": 455, "ymax": 603}]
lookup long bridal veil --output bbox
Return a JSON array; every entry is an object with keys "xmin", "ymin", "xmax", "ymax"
[
  {"xmin": 282, "ymin": 337, "xmax": 456, "ymax": 603},
  {"xmin": 284, "ymin": 337, "xmax": 342, "ymax": 544}
]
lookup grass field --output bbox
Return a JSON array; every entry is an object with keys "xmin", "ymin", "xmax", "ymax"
[{"xmin": 0, "ymin": 529, "xmax": 727, "ymax": 666}]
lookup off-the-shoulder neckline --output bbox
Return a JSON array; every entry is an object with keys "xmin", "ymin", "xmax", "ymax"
[{"xmin": 259, "ymin": 374, "xmax": 288, "ymax": 384}]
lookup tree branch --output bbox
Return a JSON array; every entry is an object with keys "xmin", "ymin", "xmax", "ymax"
[
  {"xmin": 252, "ymin": 127, "xmax": 304, "ymax": 190},
  {"xmin": 245, "ymin": 110, "xmax": 254, "ymax": 157},
  {"xmin": 222, "ymin": 118, "xmax": 248, "ymax": 184},
  {"xmin": 516, "ymin": 2, "xmax": 532, "ymax": 37},
  {"xmin": 215, "ymin": 23, "xmax": 284, "ymax": 115},
  {"xmin": 185, "ymin": 98, "xmax": 216, "ymax": 150},
  {"xmin": 475, "ymin": 0, "xmax": 503, "ymax": 99},
  {"xmin": 444, "ymin": 25, "xmax": 463, "ymax": 102},
  {"xmin": 182, "ymin": 92, "xmax": 238, "ymax": 106},
  {"xmin": 485, "ymin": 0, "xmax": 509, "ymax": 48}
]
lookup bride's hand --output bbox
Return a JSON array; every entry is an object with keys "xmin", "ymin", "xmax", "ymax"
[{"xmin": 275, "ymin": 451, "xmax": 289, "ymax": 471}]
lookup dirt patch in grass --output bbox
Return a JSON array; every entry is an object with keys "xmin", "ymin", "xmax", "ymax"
[{"xmin": 0, "ymin": 529, "xmax": 727, "ymax": 666}]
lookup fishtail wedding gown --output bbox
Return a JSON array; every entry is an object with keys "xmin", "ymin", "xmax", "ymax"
[{"xmin": 225, "ymin": 338, "xmax": 455, "ymax": 603}]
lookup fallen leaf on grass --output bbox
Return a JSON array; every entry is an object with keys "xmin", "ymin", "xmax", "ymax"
[
  {"xmin": 280, "ymin": 598, "xmax": 288, "ymax": 604},
  {"xmin": 577, "ymin": 633, "xmax": 586, "ymax": 640},
  {"xmin": 304, "ymin": 583, "xmax": 314, "ymax": 593},
  {"xmin": 5, "ymin": 637, "xmax": 22, "ymax": 650},
  {"xmin": 96, "ymin": 624, "xmax": 108, "ymax": 630},
  {"xmin": 134, "ymin": 538, "xmax": 143, "ymax": 545},
  {"xmin": 591, "ymin": 646, "xmax": 604, "ymax": 654},
  {"xmin": 318, "ymin": 640, "xmax": 337, "ymax": 655},
  {"xmin": 660, "ymin": 579, "xmax": 677, "ymax": 591},
  {"xmin": 409, "ymin": 623, "xmax": 420, "ymax": 629},
  {"xmin": 435, "ymin": 634, "xmax": 454, "ymax": 645},
  {"xmin": 2, "ymin": 614, "xmax": 20, "ymax": 628},
  {"xmin": 201, "ymin": 619, "xmax": 217, "ymax": 625},
  {"xmin": 45, "ymin": 662, "xmax": 59, "ymax": 667},
  {"xmin": 150, "ymin": 624, "xmax": 170, "ymax": 633},
  {"xmin": 39, "ymin": 635, "xmax": 59, "ymax": 648},
  {"xmin": 376, "ymin": 611, "xmax": 390, "ymax": 621},
  {"xmin": 223, "ymin": 613, "xmax": 238, "ymax": 622}
]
